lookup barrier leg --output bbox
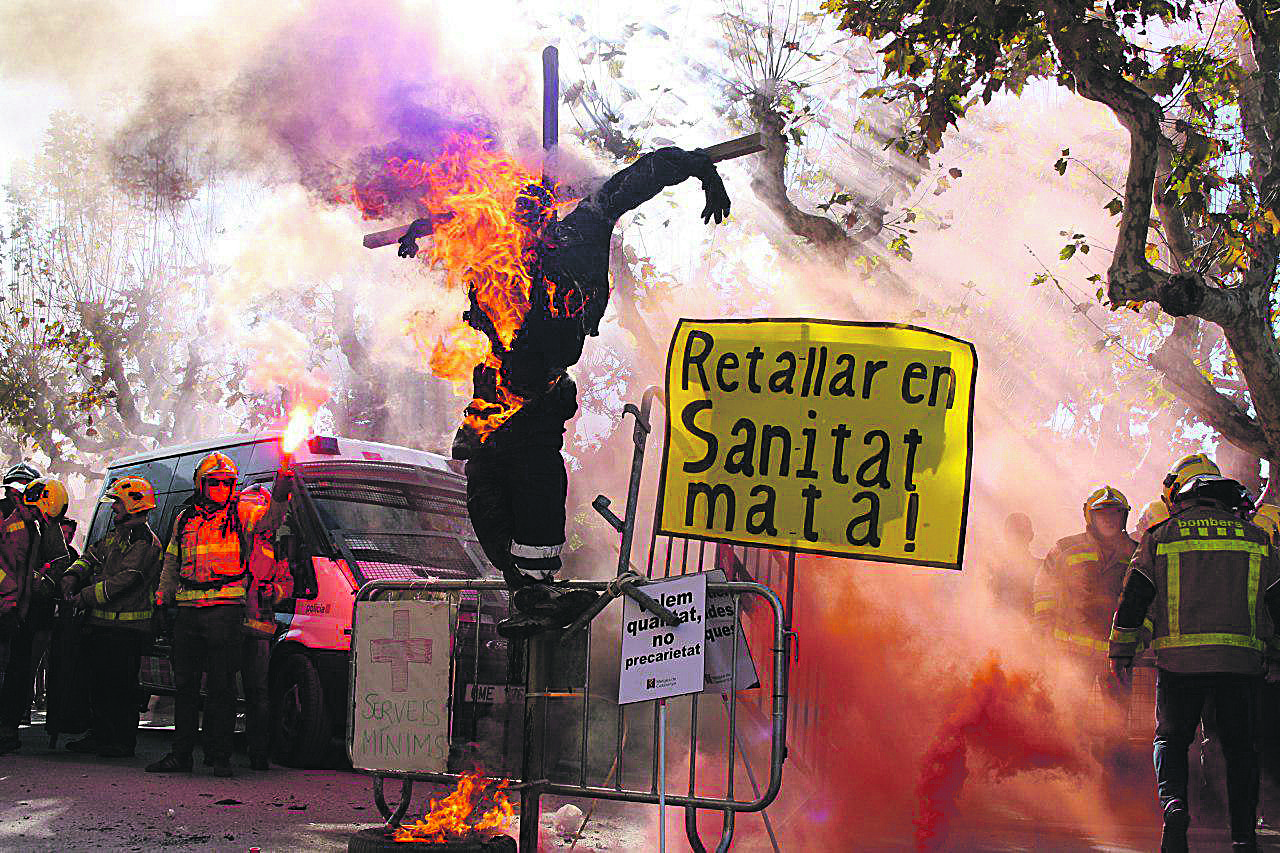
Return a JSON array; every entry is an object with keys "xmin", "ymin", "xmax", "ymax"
[
  {"xmin": 519, "ymin": 634, "xmax": 550, "ymax": 852},
  {"xmin": 373, "ymin": 776, "xmax": 414, "ymax": 827},
  {"xmin": 684, "ymin": 806, "xmax": 708, "ymax": 853}
]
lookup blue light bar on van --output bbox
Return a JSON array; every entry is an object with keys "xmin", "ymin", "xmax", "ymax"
[{"xmin": 308, "ymin": 436, "xmax": 340, "ymax": 455}]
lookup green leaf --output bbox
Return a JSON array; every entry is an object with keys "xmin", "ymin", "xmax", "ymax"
[{"xmin": 1060, "ymin": 244, "xmax": 1077, "ymax": 260}]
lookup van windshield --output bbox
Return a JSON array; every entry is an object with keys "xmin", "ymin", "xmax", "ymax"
[{"xmin": 304, "ymin": 478, "xmax": 492, "ymax": 584}]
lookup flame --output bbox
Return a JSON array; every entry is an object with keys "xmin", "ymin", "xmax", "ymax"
[
  {"xmin": 392, "ymin": 772, "xmax": 515, "ymax": 843},
  {"xmin": 429, "ymin": 322, "xmax": 490, "ymax": 381},
  {"xmin": 352, "ymin": 131, "xmax": 580, "ymax": 443},
  {"xmin": 282, "ymin": 405, "xmax": 316, "ymax": 455}
]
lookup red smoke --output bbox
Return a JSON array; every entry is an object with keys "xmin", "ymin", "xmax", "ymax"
[{"xmin": 913, "ymin": 657, "xmax": 1090, "ymax": 851}]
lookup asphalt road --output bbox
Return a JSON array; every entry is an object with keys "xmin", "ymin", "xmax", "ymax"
[
  {"xmin": 4, "ymin": 711, "xmax": 1280, "ymax": 851},
  {"xmin": 0, "ymin": 712, "xmax": 645, "ymax": 852}
]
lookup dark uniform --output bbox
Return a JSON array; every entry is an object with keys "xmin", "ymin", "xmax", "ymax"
[
  {"xmin": 62, "ymin": 516, "xmax": 162, "ymax": 756},
  {"xmin": 1111, "ymin": 479, "xmax": 1280, "ymax": 852},
  {"xmin": 0, "ymin": 491, "xmax": 68, "ymax": 753},
  {"xmin": 401, "ymin": 147, "xmax": 730, "ymax": 629}
]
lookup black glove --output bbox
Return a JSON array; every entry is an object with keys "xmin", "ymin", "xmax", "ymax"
[
  {"xmin": 60, "ymin": 573, "xmax": 79, "ymax": 600},
  {"xmin": 397, "ymin": 218, "xmax": 433, "ymax": 258},
  {"xmin": 153, "ymin": 606, "xmax": 176, "ymax": 637},
  {"xmin": 699, "ymin": 169, "xmax": 731, "ymax": 225},
  {"xmin": 271, "ymin": 469, "xmax": 294, "ymax": 501}
]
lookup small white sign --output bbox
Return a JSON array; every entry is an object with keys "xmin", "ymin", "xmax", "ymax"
[
  {"xmin": 619, "ymin": 574, "xmax": 707, "ymax": 705},
  {"xmin": 350, "ymin": 599, "xmax": 451, "ymax": 773},
  {"xmin": 702, "ymin": 569, "xmax": 760, "ymax": 693}
]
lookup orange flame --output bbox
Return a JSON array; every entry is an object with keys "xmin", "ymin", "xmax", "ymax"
[
  {"xmin": 352, "ymin": 132, "xmax": 579, "ymax": 443},
  {"xmin": 282, "ymin": 405, "xmax": 316, "ymax": 456},
  {"xmin": 392, "ymin": 773, "xmax": 515, "ymax": 843}
]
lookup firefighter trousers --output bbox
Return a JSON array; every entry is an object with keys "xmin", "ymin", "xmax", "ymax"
[
  {"xmin": 241, "ymin": 634, "xmax": 270, "ymax": 761},
  {"xmin": 0, "ymin": 611, "xmax": 15, "ymax": 706},
  {"xmin": 465, "ymin": 441, "xmax": 567, "ymax": 590},
  {"xmin": 0, "ymin": 614, "xmax": 35, "ymax": 736},
  {"xmin": 85, "ymin": 626, "xmax": 144, "ymax": 753},
  {"xmin": 172, "ymin": 605, "xmax": 242, "ymax": 762},
  {"xmin": 1154, "ymin": 670, "xmax": 1260, "ymax": 845}
]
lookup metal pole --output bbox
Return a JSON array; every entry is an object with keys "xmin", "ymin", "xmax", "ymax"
[
  {"xmin": 659, "ymin": 698, "xmax": 667, "ymax": 853},
  {"xmin": 542, "ymin": 46, "xmax": 558, "ymax": 150}
]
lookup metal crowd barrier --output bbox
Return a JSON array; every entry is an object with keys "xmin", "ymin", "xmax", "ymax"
[{"xmin": 350, "ymin": 574, "xmax": 789, "ymax": 853}]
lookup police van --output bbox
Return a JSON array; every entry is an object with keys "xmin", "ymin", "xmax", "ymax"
[{"xmin": 90, "ymin": 432, "xmax": 509, "ymax": 767}]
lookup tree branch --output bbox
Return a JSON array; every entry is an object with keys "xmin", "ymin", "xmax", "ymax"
[
  {"xmin": 1149, "ymin": 316, "xmax": 1269, "ymax": 456},
  {"xmin": 748, "ymin": 97, "xmax": 877, "ymax": 260}
]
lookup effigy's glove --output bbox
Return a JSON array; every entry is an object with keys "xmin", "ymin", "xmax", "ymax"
[{"xmin": 699, "ymin": 169, "xmax": 731, "ymax": 225}]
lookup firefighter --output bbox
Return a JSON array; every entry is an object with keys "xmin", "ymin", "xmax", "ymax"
[
  {"xmin": 146, "ymin": 453, "xmax": 291, "ymax": 777},
  {"xmin": 59, "ymin": 476, "xmax": 161, "ymax": 758},
  {"xmin": 240, "ymin": 484, "xmax": 294, "ymax": 771},
  {"xmin": 21, "ymin": 478, "xmax": 72, "ymax": 718},
  {"xmin": 1254, "ymin": 502, "xmax": 1280, "ymax": 545},
  {"xmin": 1138, "ymin": 499, "xmax": 1172, "ymax": 535},
  {"xmin": 1033, "ymin": 486, "xmax": 1138, "ymax": 668},
  {"xmin": 1110, "ymin": 469, "xmax": 1280, "ymax": 853},
  {"xmin": 1252, "ymin": 500, "xmax": 1280, "ymax": 827},
  {"xmin": 398, "ymin": 146, "xmax": 732, "ymax": 638},
  {"xmin": 0, "ymin": 463, "xmax": 69, "ymax": 755},
  {"xmin": 990, "ymin": 511, "xmax": 1040, "ymax": 614}
]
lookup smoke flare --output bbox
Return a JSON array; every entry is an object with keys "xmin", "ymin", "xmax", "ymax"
[{"xmin": 913, "ymin": 657, "xmax": 1091, "ymax": 851}]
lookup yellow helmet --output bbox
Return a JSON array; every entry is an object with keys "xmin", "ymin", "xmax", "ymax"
[
  {"xmin": 1137, "ymin": 499, "xmax": 1171, "ymax": 531},
  {"xmin": 194, "ymin": 452, "xmax": 238, "ymax": 492},
  {"xmin": 1083, "ymin": 485, "xmax": 1130, "ymax": 523},
  {"xmin": 1164, "ymin": 453, "xmax": 1221, "ymax": 506},
  {"xmin": 100, "ymin": 476, "xmax": 156, "ymax": 514},
  {"xmin": 1253, "ymin": 503, "xmax": 1280, "ymax": 542},
  {"xmin": 23, "ymin": 477, "xmax": 68, "ymax": 519}
]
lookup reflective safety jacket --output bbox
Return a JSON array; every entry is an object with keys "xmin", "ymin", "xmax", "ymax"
[
  {"xmin": 157, "ymin": 490, "xmax": 287, "ymax": 608},
  {"xmin": 0, "ymin": 502, "xmax": 69, "ymax": 619},
  {"xmin": 66, "ymin": 517, "xmax": 162, "ymax": 632},
  {"xmin": 1110, "ymin": 504, "xmax": 1280, "ymax": 674},
  {"xmin": 1034, "ymin": 530, "xmax": 1139, "ymax": 656},
  {"xmin": 243, "ymin": 524, "xmax": 294, "ymax": 637}
]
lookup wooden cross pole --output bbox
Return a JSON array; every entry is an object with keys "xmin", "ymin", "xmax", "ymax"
[{"xmin": 360, "ymin": 47, "xmax": 763, "ymax": 250}]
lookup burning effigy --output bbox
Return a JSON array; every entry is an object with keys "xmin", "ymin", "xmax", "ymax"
[{"xmin": 353, "ymin": 128, "xmax": 732, "ymax": 637}]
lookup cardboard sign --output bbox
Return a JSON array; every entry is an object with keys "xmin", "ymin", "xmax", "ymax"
[
  {"xmin": 350, "ymin": 599, "xmax": 451, "ymax": 773},
  {"xmin": 702, "ymin": 569, "xmax": 760, "ymax": 693},
  {"xmin": 658, "ymin": 319, "xmax": 976, "ymax": 569},
  {"xmin": 619, "ymin": 574, "xmax": 707, "ymax": 705}
]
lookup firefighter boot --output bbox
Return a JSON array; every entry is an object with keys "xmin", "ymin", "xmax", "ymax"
[
  {"xmin": 497, "ymin": 613, "xmax": 550, "ymax": 640},
  {"xmin": 65, "ymin": 735, "xmax": 99, "ymax": 754},
  {"xmin": 1161, "ymin": 799, "xmax": 1190, "ymax": 853},
  {"xmin": 145, "ymin": 752, "xmax": 193, "ymax": 773}
]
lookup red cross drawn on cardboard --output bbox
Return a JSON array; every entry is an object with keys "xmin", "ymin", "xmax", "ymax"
[{"xmin": 370, "ymin": 608, "xmax": 432, "ymax": 693}]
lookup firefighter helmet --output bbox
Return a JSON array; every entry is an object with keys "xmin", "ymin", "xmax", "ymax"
[
  {"xmin": 1137, "ymin": 499, "xmax": 1171, "ymax": 532},
  {"xmin": 1163, "ymin": 453, "xmax": 1221, "ymax": 506},
  {"xmin": 100, "ymin": 475, "xmax": 156, "ymax": 514},
  {"xmin": 23, "ymin": 477, "xmax": 68, "ymax": 519},
  {"xmin": 3, "ymin": 461, "xmax": 41, "ymax": 486},
  {"xmin": 194, "ymin": 452, "xmax": 238, "ymax": 492},
  {"xmin": 1253, "ymin": 503, "xmax": 1280, "ymax": 543},
  {"xmin": 1083, "ymin": 485, "xmax": 1130, "ymax": 523},
  {"xmin": 1172, "ymin": 473, "xmax": 1253, "ymax": 514}
]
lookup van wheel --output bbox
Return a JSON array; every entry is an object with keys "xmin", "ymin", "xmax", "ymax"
[{"xmin": 271, "ymin": 652, "xmax": 330, "ymax": 768}]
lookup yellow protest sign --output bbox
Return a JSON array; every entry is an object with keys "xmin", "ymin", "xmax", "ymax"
[{"xmin": 657, "ymin": 319, "xmax": 976, "ymax": 569}]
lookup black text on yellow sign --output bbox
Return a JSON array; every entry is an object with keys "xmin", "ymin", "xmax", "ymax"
[{"xmin": 657, "ymin": 319, "xmax": 977, "ymax": 569}]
